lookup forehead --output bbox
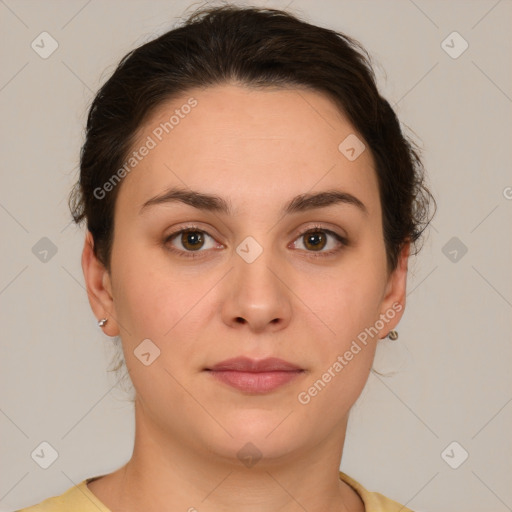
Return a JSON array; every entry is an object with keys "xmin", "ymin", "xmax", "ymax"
[{"xmin": 116, "ymin": 83, "xmax": 380, "ymax": 219}]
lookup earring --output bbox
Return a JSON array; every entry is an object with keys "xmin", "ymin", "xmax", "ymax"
[
  {"xmin": 387, "ymin": 330, "xmax": 398, "ymax": 340},
  {"xmin": 98, "ymin": 318, "xmax": 108, "ymax": 327}
]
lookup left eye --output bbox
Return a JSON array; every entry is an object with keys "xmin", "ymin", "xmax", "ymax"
[
  {"xmin": 290, "ymin": 228, "xmax": 346, "ymax": 255},
  {"xmin": 164, "ymin": 226, "xmax": 346, "ymax": 258}
]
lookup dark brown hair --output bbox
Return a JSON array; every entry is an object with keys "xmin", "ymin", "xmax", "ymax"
[{"xmin": 69, "ymin": 3, "xmax": 435, "ymax": 274}]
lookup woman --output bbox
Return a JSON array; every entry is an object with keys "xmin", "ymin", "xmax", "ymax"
[{"xmin": 19, "ymin": 4, "xmax": 435, "ymax": 511}]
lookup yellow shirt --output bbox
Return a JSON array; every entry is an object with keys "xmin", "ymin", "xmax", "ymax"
[{"xmin": 17, "ymin": 471, "xmax": 413, "ymax": 512}]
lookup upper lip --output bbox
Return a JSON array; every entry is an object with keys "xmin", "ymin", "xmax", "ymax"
[{"xmin": 206, "ymin": 357, "xmax": 303, "ymax": 372}]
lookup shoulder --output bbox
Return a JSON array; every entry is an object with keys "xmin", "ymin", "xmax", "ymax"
[
  {"xmin": 16, "ymin": 478, "xmax": 110, "ymax": 512},
  {"xmin": 339, "ymin": 471, "xmax": 414, "ymax": 512}
]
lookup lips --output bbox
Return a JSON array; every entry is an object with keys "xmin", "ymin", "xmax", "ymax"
[
  {"xmin": 205, "ymin": 357, "xmax": 305, "ymax": 393},
  {"xmin": 207, "ymin": 356, "xmax": 302, "ymax": 372}
]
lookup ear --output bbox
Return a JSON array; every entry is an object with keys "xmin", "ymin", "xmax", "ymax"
[
  {"xmin": 377, "ymin": 240, "xmax": 410, "ymax": 339},
  {"xmin": 81, "ymin": 231, "xmax": 119, "ymax": 337}
]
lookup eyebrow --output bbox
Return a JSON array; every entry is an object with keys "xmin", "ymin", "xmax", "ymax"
[{"xmin": 139, "ymin": 186, "xmax": 368, "ymax": 217}]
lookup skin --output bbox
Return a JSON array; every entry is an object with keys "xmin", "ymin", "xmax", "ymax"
[{"xmin": 82, "ymin": 83, "xmax": 409, "ymax": 512}]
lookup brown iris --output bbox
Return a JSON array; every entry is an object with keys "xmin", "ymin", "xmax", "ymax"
[
  {"xmin": 302, "ymin": 230, "xmax": 327, "ymax": 251},
  {"xmin": 180, "ymin": 230, "xmax": 205, "ymax": 251}
]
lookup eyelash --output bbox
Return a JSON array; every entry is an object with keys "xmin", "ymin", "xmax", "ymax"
[{"xmin": 163, "ymin": 224, "xmax": 348, "ymax": 260}]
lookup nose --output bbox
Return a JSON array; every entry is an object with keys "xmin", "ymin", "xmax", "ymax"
[{"xmin": 220, "ymin": 249, "xmax": 293, "ymax": 334}]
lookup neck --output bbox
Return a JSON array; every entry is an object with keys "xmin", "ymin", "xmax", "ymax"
[{"xmin": 92, "ymin": 399, "xmax": 364, "ymax": 512}]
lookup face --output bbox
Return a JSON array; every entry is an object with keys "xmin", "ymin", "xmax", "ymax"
[{"xmin": 83, "ymin": 83, "xmax": 408, "ymax": 463}]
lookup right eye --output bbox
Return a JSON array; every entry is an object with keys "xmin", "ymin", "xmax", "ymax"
[{"xmin": 164, "ymin": 227, "xmax": 222, "ymax": 258}]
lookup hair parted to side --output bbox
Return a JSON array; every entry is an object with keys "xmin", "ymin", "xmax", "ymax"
[{"xmin": 69, "ymin": 4, "xmax": 436, "ymax": 392}]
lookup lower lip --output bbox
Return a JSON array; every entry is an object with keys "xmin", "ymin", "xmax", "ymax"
[{"xmin": 206, "ymin": 370, "xmax": 304, "ymax": 393}]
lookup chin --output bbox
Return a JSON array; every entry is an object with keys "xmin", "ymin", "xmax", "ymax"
[{"xmin": 198, "ymin": 409, "xmax": 308, "ymax": 465}]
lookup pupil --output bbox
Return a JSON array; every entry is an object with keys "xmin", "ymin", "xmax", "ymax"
[
  {"xmin": 306, "ymin": 232, "xmax": 325, "ymax": 250},
  {"xmin": 184, "ymin": 231, "xmax": 203, "ymax": 249}
]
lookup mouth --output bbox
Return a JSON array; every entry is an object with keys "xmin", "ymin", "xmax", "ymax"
[{"xmin": 204, "ymin": 357, "xmax": 305, "ymax": 394}]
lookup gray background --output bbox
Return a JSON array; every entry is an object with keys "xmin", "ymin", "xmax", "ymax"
[{"xmin": 1, "ymin": 1, "xmax": 511, "ymax": 511}]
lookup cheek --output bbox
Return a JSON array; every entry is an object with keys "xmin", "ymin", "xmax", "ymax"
[
  {"xmin": 294, "ymin": 274, "xmax": 382, "ymax": 415},
  {"xmin": 110, "ymin": 240, "xmax": 181, "ymax": 339},
  {"xmin": 298, "ymin": 251, "xmax": 385, "ymax": 395},
  {"xmin": 311, "ymin": 258, "xmax": 386, "ymax": 342},
  {"xmin": 110, "ymin": 246, "xmax": 222, "ymax": 377}
]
